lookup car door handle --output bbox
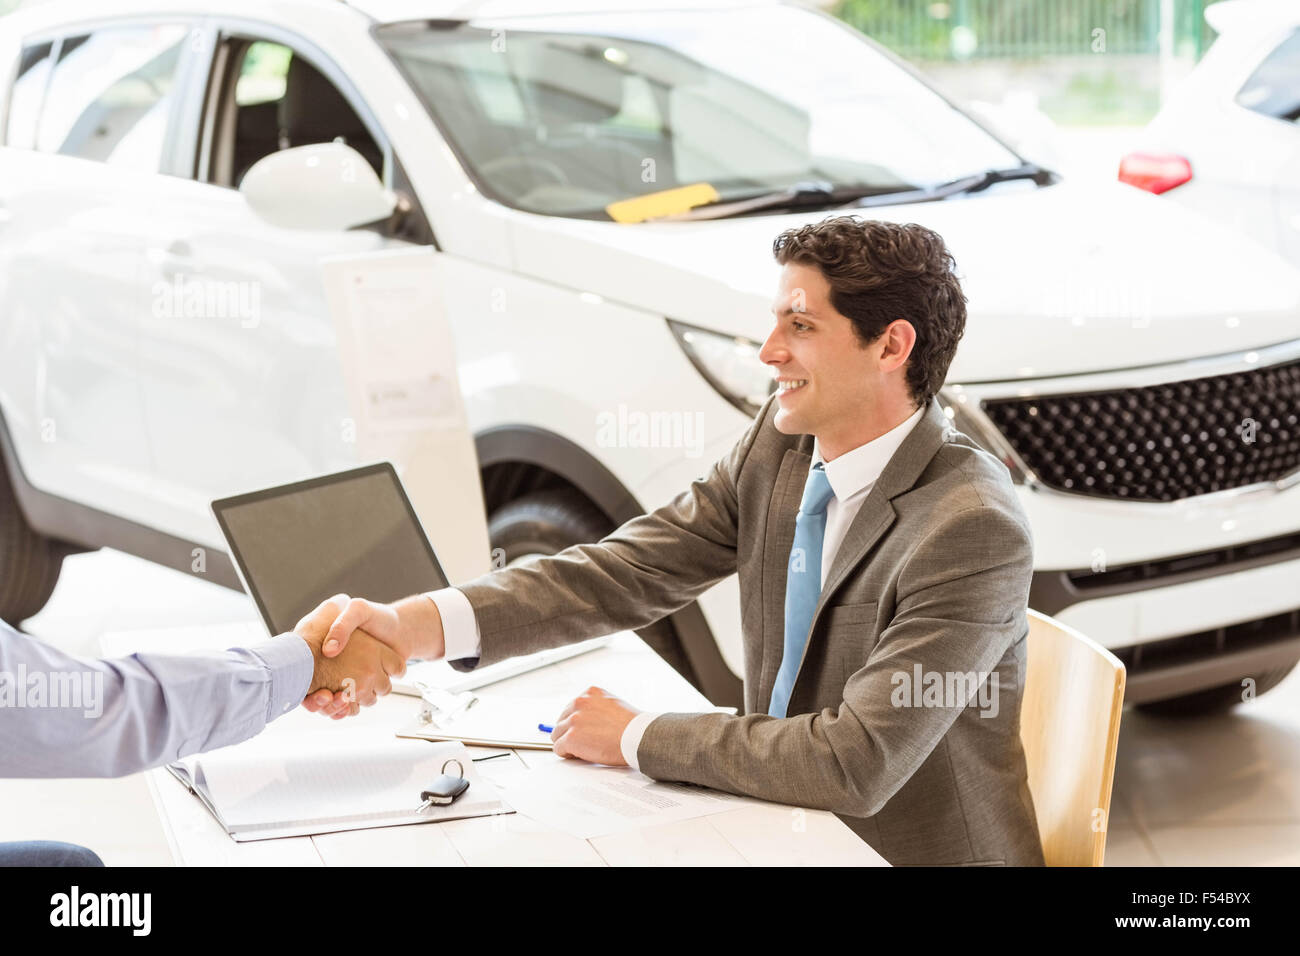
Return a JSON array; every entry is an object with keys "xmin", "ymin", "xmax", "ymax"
[
  {"xmin": 148, "ymin": 240, "xmax": 192, "ymax": 259},
  {"xmin": 146, "ymin": 240, "xmax": 193, "ymax": 273}
]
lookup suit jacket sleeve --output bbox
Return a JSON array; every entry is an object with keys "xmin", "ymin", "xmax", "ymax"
[
  {"xmin": 454, "ymin": 397, "xmax": 774, "ymax": 670},
  {"xmin": 634, "ymin": 503, "xmax": 1035, "ymax": 818}
]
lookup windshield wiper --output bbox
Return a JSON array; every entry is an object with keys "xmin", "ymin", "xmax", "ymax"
[
  {"xmin": 640, "ymin": 164, "xmax": 1056, "ymax": 221},
  {"xmin": 844, "ymin": 162, "xmax": 1056, "ymax": 209},
  {"xmin": 645, "ymin": 180, "xmax": 912, "ymax": 222}
]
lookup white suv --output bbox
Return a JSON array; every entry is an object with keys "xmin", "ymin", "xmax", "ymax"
[{"xmin": 2, "ymin": 0, "xmax": 1299, "ymax": 714}]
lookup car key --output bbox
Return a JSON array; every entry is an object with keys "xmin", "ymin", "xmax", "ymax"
[{"xmin": 414, "ymin": 758, "xmax": 470, "ymax": 811}]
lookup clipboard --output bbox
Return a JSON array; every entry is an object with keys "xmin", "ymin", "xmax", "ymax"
[
  {"xmin": 395, "ymin": 694, "xmax": 741, "ymax": 751},
  {"xmin": 396, "ymin": 694, "xmax": 563, "ymax": 750}
]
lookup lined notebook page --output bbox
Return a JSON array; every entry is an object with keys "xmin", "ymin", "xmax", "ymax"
[{"xmin": 191, "ymin": 734, "xmax": 498, "ymax": 832}]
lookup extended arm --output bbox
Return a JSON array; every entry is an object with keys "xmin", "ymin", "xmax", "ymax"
[
  {"xmin": 2, "ymin": 595, "xmax": 405, "ymax": 777},
  {"xmin": 0, "ymin": 619, "xmax": 312, "ymax": 778},
  {"xmin": 309, "ymin": 396, "xmax": 776, "ymax": 692},
  {"xmin": 453, "ymin": 397, "xmax": 774, "ymax": 669}
]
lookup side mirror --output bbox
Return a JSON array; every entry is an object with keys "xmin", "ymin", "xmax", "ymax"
[{"xmin": 239, "ymin": 141, "xmax": 397, "ymax": 231}]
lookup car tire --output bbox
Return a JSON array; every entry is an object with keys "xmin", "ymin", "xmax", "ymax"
[
  {"xmin": 0, "ymin": 463, "xmax": 67, "ymax": 625},
  {"xmin": 1135, "ymin": 661, "xmax": 1298, "ymax": 717},
  {"xmin": 486, "ymin": 488, "xmax": 698, "ymax": 685}
]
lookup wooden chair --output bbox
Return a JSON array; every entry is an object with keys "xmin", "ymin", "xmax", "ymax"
[{"xmin": 1019, "ymin": 609, "xmax": 1126, "ymax": 866}]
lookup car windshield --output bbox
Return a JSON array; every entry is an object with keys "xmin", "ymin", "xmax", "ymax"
[{"xmin": 375, "ymin": 4, "xmax": 1024, "ymax": 220}]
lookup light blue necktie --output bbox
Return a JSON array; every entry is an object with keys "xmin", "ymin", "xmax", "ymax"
[{"xmin": 769, "ymin": 462, "xmax": 835, "ymax": 718}]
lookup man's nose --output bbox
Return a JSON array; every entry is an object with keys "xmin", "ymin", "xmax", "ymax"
[{"xmin": 758, "ymin": 326, "xmax": 786, "ymax": 366}]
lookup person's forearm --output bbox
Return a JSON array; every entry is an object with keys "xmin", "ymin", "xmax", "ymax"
[{"xmin": 0, "ymin": 623, "xmax": 313, "ymax": 779}]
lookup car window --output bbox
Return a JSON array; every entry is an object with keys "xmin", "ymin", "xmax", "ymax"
[
  {"xmin": 1236, "ymin": 28, "xmax": 1300, "ymax": 122},
  {"xmin": 236, "ymin": 40, "xmax": 291, "ymax": 107},
  {"xmin": 5, "ymin": 41, "xmax": 55, "ymax": 149},
  {"xmin": 210, "ymin": 37, "xmax": 383, "ymax": 187},
  {"xmin": 35, "ymin": 24, "xmax": 187, "ymax": 170},
  {"xmin": 376, "ymin": 6, "xmax": 1022, "ymax": 219}
]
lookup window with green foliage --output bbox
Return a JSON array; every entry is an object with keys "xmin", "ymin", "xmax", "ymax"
[{"xmin": 236, "ymin": 40, "xmax": 292, "ymax": 107}]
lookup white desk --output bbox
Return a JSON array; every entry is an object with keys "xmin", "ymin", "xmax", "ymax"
[{"xmin": 137, "ymin": 630, "xmax": 887, "ymax": 867}]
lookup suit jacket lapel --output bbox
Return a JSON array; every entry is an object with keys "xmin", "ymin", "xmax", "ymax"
[{"xmin": 816, "ymin": 399, "xmax": 951, "ymax": 610}]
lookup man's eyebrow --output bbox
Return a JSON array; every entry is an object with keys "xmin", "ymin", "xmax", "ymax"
[{"xmin": 774, "ymin": 306, "xmax": 817, "ymax": 318}]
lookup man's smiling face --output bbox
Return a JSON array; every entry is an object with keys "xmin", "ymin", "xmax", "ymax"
[
  {"xmin": 762, "ymin": 217, "xmax": 964, "ymax": 459},
  {"xmin": 760, "ymin": 261, "xmax": 907, "ymax": 459}
]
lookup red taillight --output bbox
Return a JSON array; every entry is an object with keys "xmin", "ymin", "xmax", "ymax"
[{"xmin": 1118, "ymin": 152, "xmax": 1193, "ymax": 194}]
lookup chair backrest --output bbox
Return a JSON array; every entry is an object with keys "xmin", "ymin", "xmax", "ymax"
[{"xmin": 1019, "ymin": 609, "xmax": 1126, "ymax": 866}]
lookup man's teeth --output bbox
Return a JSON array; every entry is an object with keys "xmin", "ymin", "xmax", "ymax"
[{"xmin": 777, "ymin": 379, "xmax": 808, "ymax": 392}]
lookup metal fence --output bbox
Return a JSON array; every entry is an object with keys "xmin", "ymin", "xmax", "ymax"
[{"xmin": 834, "ymin": 0, "xmax": 1215, "ymax": 60}]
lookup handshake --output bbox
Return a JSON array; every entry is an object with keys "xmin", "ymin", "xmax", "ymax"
[
  {"xmin": 289, "ymin": 592, "xmax": 642, "ymax": 766},
  {"xmin": 293, "ymin": 592, "xmax": 446, "ymax": 719}
]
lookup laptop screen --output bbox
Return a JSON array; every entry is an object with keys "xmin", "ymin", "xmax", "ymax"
[{"xmin": 212, "ymin": 463, "xmax": 449, "ymax": 636}]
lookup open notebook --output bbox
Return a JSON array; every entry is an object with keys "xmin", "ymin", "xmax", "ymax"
[{"xmin": 167, "ymin": 734, "xmax": 511, "ymax": 841}]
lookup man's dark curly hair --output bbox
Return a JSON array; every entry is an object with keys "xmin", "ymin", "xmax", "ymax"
[{"xmin": 772, "ymin": 216, "xmax": 967, "ymax": 408}]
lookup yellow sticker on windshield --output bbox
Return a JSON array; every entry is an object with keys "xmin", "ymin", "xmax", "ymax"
[{"xmin": 605, "ymin": 183, "xmax": 721, "ymax": 223}]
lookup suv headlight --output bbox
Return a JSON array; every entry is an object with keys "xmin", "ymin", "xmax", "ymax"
[{"xmin": 668, "ymin": 318, "xmax": 775, "ymax": 418}]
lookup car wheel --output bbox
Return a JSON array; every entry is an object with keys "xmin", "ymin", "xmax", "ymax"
[
  {"xmin": 487, "ymin": 488, "xmax": 698, "ymax": 684},
  {"xmin": 1135, "ymin": 661, "xmax": 1298, "ymax": 717},
  {"xmin": 0, "ymin": 463, "xmax": 67, "ymax": 625}
]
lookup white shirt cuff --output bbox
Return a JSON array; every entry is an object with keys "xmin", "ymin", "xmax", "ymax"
[
  {"xmin": 425, "ymin": 588, "xmax": 481, "ymax": 662},
  {"xmin": 620, "ymin": 711, "xmax": 660, "ymax": 772}
]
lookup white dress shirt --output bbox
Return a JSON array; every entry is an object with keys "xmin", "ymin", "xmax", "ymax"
[{"xmin": 427, "ymin": 404, "xmax": 926, "ymax": 771}]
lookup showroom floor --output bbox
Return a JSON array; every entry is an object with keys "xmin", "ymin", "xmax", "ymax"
[{"xmin": 3, "ymin": 547, "xmax": 1298, "ymax": 866}]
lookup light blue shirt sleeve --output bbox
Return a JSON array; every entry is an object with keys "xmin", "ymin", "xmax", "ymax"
[{"xmin": 0, "ymin": 618, "xmax": 314, "ymax": 779}]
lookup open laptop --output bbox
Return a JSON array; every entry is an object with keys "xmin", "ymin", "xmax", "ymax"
[
  {"xmin": 212, "ymin": 462, "xmax": 448, "ymax": 638},
  {"xmin": 209, "ymin": 462, "xmax": 608, "ymax": 696}
]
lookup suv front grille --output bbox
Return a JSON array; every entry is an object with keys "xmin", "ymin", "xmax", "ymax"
[{"xmin": 981, "ymin": 359, "xmax": 1300, "ymax": 502}]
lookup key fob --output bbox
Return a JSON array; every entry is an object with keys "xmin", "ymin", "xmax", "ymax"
[{"xmin": 420, "ymin": 773, "xmax": 470, "ymax": 806}]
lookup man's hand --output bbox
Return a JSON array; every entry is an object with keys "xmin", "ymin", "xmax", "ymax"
[
  {"xmin": 550, "ymin": 686, "xmax": 640, "ymax": 766},
  {"xmin": 299, "ymin": 594, "xmax": 444, "ymax": 718},
  {"xmin": 294, "ymin": 594, "xmax": 407, "ymax": 719}
]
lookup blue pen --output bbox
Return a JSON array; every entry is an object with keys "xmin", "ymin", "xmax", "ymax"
[{"xmin": 538, "ymin": 723, "xmax": 554, "ymax": 733}]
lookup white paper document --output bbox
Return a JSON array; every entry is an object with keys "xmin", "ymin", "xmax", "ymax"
[
  {"xmin": 397, "ymin": 694, "xmax": 567, "ymax": 749},
  {"xmin": 499, "ymin": 759, "xmax": 761, "ymax": 839},
  {"xmin": 326, "ymin": 254, "xmax": 463, "ymax": 433},
  {"xmin": 169, "ymin": 732, "xmax": 511, "ymax": 841},
  {"xmin": 321, "ymin": 246, "xmax": 492, "ymax": 587}
]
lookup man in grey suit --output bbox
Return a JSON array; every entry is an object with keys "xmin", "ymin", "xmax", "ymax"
[{"xmin": 309, "ymin": 216, "xmax": 1045, "ymax": 866}]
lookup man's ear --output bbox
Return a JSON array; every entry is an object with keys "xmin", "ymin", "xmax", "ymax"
[{"xmin": 879, "ymin": 319, "xmax": 916, "ymax": 372}]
